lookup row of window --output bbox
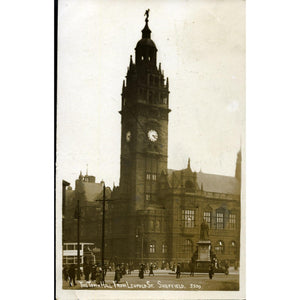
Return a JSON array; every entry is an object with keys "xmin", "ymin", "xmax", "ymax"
[
  {"xmin": 149, "ymin": 219, "xmax": 161, "ymax": 232},
  {"xmin": 182, "ymin": 239, "xmax": 238, "ymax": 255},
  {"xmin": 138, "ymin": 88, "xmax": 168, "ymax": 105},
  {"xmin": 146, "ymin": 173, "xmax": 157, "ymax": 181},
  {"xmin": 214, "ymin": 240, "xmax": 237, "ymax": 255},
  {"xmin": 148, "ymin": 243, "xmax": 167, "ymax": 254},
  {"xmin": 145, "ymin": 240, "xmax": 237, "ymax": 255},
  {"xmin": 183, "ymin": 209, "xmax": 237, "ymax": 230}
]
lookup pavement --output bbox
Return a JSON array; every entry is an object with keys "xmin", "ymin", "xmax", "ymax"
[{"xmin": 63, "ymin": 268, "xmax": 239, "ymax": 291}]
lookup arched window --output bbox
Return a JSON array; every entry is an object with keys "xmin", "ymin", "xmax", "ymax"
[
  {"xmin": 215, "ymin": 240, "xmax": 225, "ymax": 254},
  {"xmin": 162, "ymin": 243, "xmax": 167, "ymax": 253},
  {"xmin": 183, "ymin": 239, "xmax": 193, "ymax": 255}
]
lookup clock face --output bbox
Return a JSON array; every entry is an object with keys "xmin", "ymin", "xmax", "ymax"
[
  {"xmin": 148, "ymin": 129, "xmax": 158, "ymax": 142},
  {"xmin": 126, "ymin": 131, "xmax": 131, "ymax": 142}
]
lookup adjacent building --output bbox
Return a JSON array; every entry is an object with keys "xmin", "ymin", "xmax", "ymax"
[{"xmin": 63, "ymin": 172, "xmax": 111, "ymax": 254}]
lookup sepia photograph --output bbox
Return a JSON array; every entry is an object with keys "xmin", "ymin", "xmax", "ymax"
[{"xmin": 56, "ymin": 0, "xmax": 245, "ymax": 299}]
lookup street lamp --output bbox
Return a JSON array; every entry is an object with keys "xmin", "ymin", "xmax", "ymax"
[
  {"xmin": 136, "ymin": 225, "xmax": 144, "ymax": 264},
  {"xmin": 96, "ymin": 183, "xmax": 112, "ymax": 282},
  {"xmin": 74, "ymin": 194, "xmax": 81, "ymax": 280}
]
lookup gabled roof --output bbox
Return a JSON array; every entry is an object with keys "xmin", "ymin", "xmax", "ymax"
[
  {"xmin": 165, "ymin": 168, "xmax": 240, "ymax": 195},
  {"xmin": 196, "ymin": 172, "xmax": 240, "ymax": 195}
]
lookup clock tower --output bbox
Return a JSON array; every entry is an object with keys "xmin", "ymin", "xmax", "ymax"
[
  {"xmin": 119, "ymin": 16, "xmax": 170, "ymax": 210},
  {"xmin": 111, "ymin": 13, "xmax": 170, "ymax": 262}
]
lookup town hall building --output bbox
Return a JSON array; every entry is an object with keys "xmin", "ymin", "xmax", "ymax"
[{"xmin": 105, "ymin": 15, "xmax": 241, "ymax": 268}]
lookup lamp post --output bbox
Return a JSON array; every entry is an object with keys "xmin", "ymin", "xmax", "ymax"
[
  {"xmin": 96, "ymin": 184, "xmax": 110, "ymax": 281},
  {"xmin": 75, "ymin": 193, "xmax": 81, "ymax": 280},
  {"xmin": 101, "ymin": 185, "xmax": 105, "ymax": 267},
  {"xmin": 136, "ymin": 225, "xmax": 144, "ymax": 264}
]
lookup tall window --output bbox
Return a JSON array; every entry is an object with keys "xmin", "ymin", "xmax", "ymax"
[
  {"xmin": 149, "ymin": 220, "xmax": 154, "ymax": 231},
  {"xmin": 183, "ymin": 239, "xmax": 193, "ymax": 255},
  {"xmin": 215, "ymin": 240, "xmax": 225, "ymax": 254},
  {"xmin": 182, "ymin": 210, "xmax": 195, "ymax": 228},
  {"xmin": 231, "ymin": 241, "xmax": 237, "ymax": 255},
  {"xmin": 229, "ymin": 214, "xmax": 236, "ymax": 229},
  {"xmin": 162, "ymin": 244, "xmax": 167, "ymax": 253},
  {"xmin": 216, "ymin": 212, "xmax": 224, "ymax": 229},
  {"xmin": 149, "ymin": 243, "xmax": 156, "ymax": 253},
  {"xmin": 146, "ymin": 173, "xmax": 156, "ymax": 181},
  {"xmin": 203, "ymin": 211, "xmax": 211, "ymax": 228},
  {"xmin": 146, "ymin": 193, "xmax": 151, "ymax": 201},
  {"xmin": 155, "ymin": 220, "xmax": 161, "ymax": 232}
]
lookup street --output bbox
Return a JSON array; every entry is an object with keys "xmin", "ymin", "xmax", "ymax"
[{"xmin": 63, "ymin": 269, "xmax": 239, "ymax": 291}]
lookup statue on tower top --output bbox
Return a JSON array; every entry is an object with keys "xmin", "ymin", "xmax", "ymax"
[{"xmin": 144, "ymin": 9, "xmax": 150, "ymax": 22}]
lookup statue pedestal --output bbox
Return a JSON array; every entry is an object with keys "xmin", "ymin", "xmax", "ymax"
[{"xmin": 196, "ymin": 240, "xmax": 211, "ymax": 272}]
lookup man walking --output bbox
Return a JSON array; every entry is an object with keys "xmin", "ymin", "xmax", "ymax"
[
  {"xmin": 176, "ymin": 263, "xmax": 181, "ymax": 278},
  {"xmin": 68, "ymin": 264, "xmax": 76, "ymax": 286}
]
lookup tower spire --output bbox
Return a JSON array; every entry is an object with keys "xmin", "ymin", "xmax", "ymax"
[{"xmin": 142, "ymin": 9, "xmax": 151, "ymax": 39}]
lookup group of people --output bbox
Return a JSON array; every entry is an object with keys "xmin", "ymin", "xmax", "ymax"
[
  {"xmin": 208, "ymin": 254, "xmax": 230, "ymax": 279},
  {"xmin": 63, "ymin": 263, "xmax": 107, "ymax": 286},
  {"xmin": 63, "ymin": 258, "xmax": 232, "ymax": 287},
  {"xmin": 138, "ymin": 263, "xmax": 155, "ymax": 279}
]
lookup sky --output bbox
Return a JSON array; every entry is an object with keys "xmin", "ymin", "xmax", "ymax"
[{"xmin": 57, "ymin": 0, "xmax": 245, "ymax": 188}]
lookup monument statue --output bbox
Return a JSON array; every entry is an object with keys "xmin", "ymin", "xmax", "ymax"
[
  {"xmin": 200, "ymin": 219, "xmax": 209, "ymax": 240},
  {"xmin": 144, "ymin": 9, "xmax": 150, "ymax": 22}
]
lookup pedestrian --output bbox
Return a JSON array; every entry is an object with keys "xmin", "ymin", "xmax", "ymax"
[
  {"xmin": 176, "ymin": 263, "xmax": 181, "ymax": 278},
  {"xmin": 209, "ymin": 261, "xmax": 215, "ymax": 279},
  {"xmin": 114, "ymin": 265, "xmax": 121, "ymax": 283},
  {"xmin": 189, "ymin": 261, "xmax": 195, "ymax": 277},
  {"xmin": 139, "ymin": 264, "xmax": 145, "ymax": 279},
  {"xmin": 63, "ymin": 265, "xmax": 69, "ymax": 282},
  {"xmin": 68, "ymin": 264, "xmax": 76, "ymax": 287},
  {"xmin": 103, "ymin": 264, "xmax": 107, "ymax": 276},
  {"xmin": 96, "ymin": 266, "xmax": 104, "ymax": 285},
  {"xmin": 149, "ymin": 263, "xmax": 154, "ymax": 276},
  {"xmin": 224, "ymin": 260, "xmax": 229, "ymax": 275},
  {"xmin": 120, "ymin": 263, "xmax": 125, "ymax": 275},
  {"xmin": 91, "ymin": 265, "xmax": 96, "ymax": 281},
  {"xmin": 83, "ymin": 263, "xmax": 90, "ymax": 281}
]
